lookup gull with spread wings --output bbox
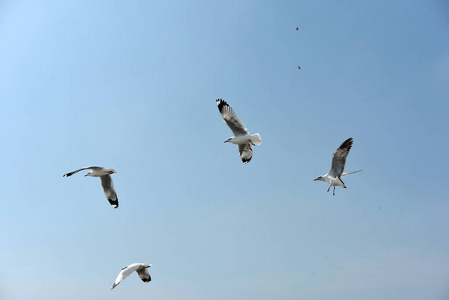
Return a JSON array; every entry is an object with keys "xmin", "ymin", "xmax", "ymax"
[
  {"xmin": 216, "ymin": 99, "xmax": 261, "ymax": 164},
  {"xmin": 314, "ymin": 138, "xmax": 362, "ymax": 195},
  {"xmin": 63, "ymin": 166, "xmax": 119, "ymax": 208},
  {"xmin": 111, "ymin": 263, "xmax": 152, "ymax": 289}
]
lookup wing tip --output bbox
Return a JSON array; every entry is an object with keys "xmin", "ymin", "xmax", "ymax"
[
  {"xmin": 216, "ymin": 99, "xmax": 229, "ymax": 112},
  {"xmin": 340, "ymin": 137, "xmax": 353, "ymax": 150},
  {"xmin": 108, "ymin": 198, "xmax": 119, "ymax": 208},
  {"xmin": 241, "ymin": 157, "xmax": 252, "ymax": 164}
]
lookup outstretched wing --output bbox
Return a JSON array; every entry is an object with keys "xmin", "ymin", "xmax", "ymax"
[
  {"xmin": 111, "ymin": 264, "xmax": 140, "ymax": 289},
  {"xmin": 62, "ymin": 166, "xmax": 102, "ymax": 177},
  {"xmin": 100, "ymin": 175, "xmax": 119, "ymax": 208},
  {"xmin": 136, "ymin": 268, "xmax": 151, "ymax": 283},
  {"xmin": 216, "ymin": 99, "xmax": 249, "ymax": 137},
  {"xmin": 342, "ymin": 169, "xmax": 363, "ymax": 177},
  {"xmin": 238, "ymin": 143, "xmax": 253, "ymax": 164},
  {"xmin": 329, "ymin": 138, "xmax": 353, "ymax": 178}
]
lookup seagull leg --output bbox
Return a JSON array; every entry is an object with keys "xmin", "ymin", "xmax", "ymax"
[
  {"xmin": 333, "ymin": 186, "xmax": 336, "ymax": 196},
  {"xmin": 327, "ymin": 184, "xmax": 332, "ymax": 192}
]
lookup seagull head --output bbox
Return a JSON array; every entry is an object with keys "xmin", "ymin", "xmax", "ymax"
[
  {"xmin": 314, "ymin": 176, "xmax": 324, "ymax": 182},
  {"xmin": 85, "ymin": 171, "xmax": 93, "ymax": 177},
  {"xmin": 143, "ymin": 264, "xmax": 152, "ymax": 268}
]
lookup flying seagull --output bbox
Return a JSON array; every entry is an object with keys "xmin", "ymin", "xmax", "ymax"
[
  {"xmin": 63, "ymin": 166, "xmax": 119, "ymax": 208},
  {"xmin": 314, "ymin": 138, "xmax": 362, "ymax": 195},
  {"xmin": 111, "ymin": 263, "xmax": 152, "ymax": 289},
  {"xmin": 216, "ymin": 99, "xmax": 262, "ymax": 164}
]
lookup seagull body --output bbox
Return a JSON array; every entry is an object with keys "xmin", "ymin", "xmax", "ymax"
[
  {"xmin": 224, "ymin": 134, "xmax": 261, "ymax": 145},
  {"xmin": 216, "ymin": 99, "xmax": 261, "ymax": 163},
  {"xmin": 314, "ymin": 138, "xmax": 362, "ymax": 195},
  {"xmin": 111, "ymin": 263, "xmax": 152, "ymax": 289},
  {"xmin": 63, "ymin": 166, "xmax": 119, "ymax": 208}
]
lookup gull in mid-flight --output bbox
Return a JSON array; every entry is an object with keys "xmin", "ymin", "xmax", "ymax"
[
  {"xmin": 63, "ymin": 166, "xmax": 119, "ymax": 208},
  {"xmin": 314, "ymin": 138, "xmax": 362, "ymax": 195},
  {"xmin": 216, "ymin": 99, "xmax": 261, "ymax": 163},
  {"xmin": 111, "ymin": 263, "xmax": 152, "ymax": 289}
]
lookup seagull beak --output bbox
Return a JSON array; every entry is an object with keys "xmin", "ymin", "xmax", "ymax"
[
  {"xmin": 313, "ymin": 178, "xmax": 318, "ymax": 181},
  {"xmin": 224, "ymin": 140, "xmax": 228, "ymax": 143}
]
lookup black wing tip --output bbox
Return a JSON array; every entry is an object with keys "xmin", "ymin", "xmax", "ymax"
[
  {"xmin": 241, "ymin": 157, "xmax": 252, "ymax": 164},
  {"xmin": 63, "ymin": 172, "xmax": 72, "ymax": 177},
  {"xmin": 216, "ymin": 99, "xmax": 229, "ymax": 112},
  {"xmin": 142, "ymin": 278, "xmax": 151, "ymax": 283},
  {"xmin": 339, "ymin": 137, "xmax": 353, "ymax": 150},
  {"xmin": 108, "ymin": 198, "xmax": 119, "ymax": 208}
]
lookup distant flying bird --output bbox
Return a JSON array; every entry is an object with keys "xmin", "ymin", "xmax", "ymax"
[
  {"xmin": 111, "ymin": 263, "xmax": 152, "ymax": 289},
  {"xmin": 314, "ymin": 138, "xmax": 362, "ymax": 195},
  {"xmin": 63, "ymin": 166, "xmax": 119, "ymax": 208},
  {"xmin": 216, "ymin": 99, "xmax": 262, "ymax": 164},
  {"xmin": 296, "ymin": 27, "xmax": 299, "ymax": 30},
  {"xmin": 297, "ymin": 66, "xmax": 301, "ymax": 69}
]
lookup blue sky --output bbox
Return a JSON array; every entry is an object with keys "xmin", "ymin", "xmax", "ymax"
[{"xmin": 1, "ymin": 0, "xmax": 448, "ymax": 299}]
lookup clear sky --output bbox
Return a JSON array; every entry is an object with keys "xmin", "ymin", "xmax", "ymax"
[{"xmin": 1, "ymin": 0, "xmax": 448, "ymax": 299}]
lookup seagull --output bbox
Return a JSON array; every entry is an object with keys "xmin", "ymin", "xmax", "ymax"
[
  {"xmin": 216, "ymin": 99, "xmax": 262, "ymax": 164},
  {"xmin": 63, "ymin": 166, "xmax": 119, "ymax": 208},
  {"xmin": 314, "ymin": 138, "xmax": 362, "ymax": 195},
  {"xmin": 111, "ymin": 263, "xmax": 152, "ymax": 289}
]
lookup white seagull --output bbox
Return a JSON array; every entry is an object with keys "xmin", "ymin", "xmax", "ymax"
[
  {"xmin": 63, "ymin": 166, "xmax": 119, "ymax": 208},
  {"xmin": 314, "ymin": 138, "xmax": 362, "ymax": 195},
  {"xmin": 216, "ymin": 99, "xmax": 262, "ymax": 163},
  {"xmin": 111, "ymin": 263, "xmax": 152, "ymax": 289}
]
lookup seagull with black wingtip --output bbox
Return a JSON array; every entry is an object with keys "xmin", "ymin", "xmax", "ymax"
[
  {"xmin": 216, "ymin": 99, "xmax": 262, "ymax": 164},
  {"xmin": 63, "ymin": 166, "xmax": 119, "ymax": 208},
  {"xmin": 314, "ymin": 138, "xmax": 362, "ymax": 195},
  {"xmin": 111, "ymin": 263, "xmax": 152, "ymax": 289}
]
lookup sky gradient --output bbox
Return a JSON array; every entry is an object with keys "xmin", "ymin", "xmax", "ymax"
[{"xmin": 1, "ymin": 1, "xmax": 449, "ymax": 299}]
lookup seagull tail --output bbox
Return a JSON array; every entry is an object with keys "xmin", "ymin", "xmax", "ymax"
[
  {"xmin": 250, "ymin": 133, "xmax": 262, "ymax": 145},
  {"xmin": 342, "ymin": 169, "xmax": 363, "ymax": 177}
]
